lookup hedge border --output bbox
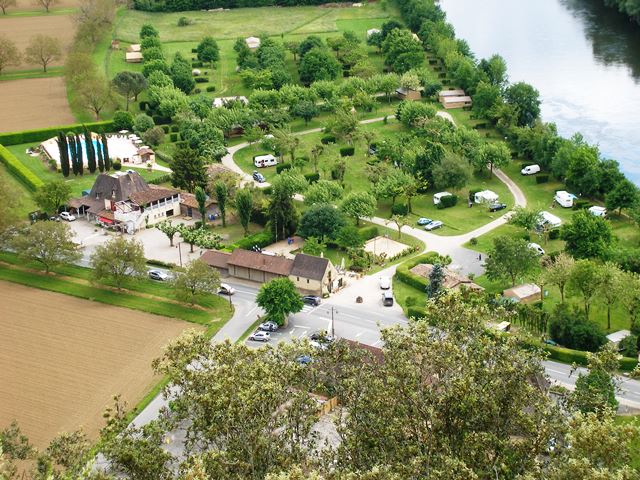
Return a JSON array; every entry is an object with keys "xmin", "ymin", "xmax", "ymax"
[
  {"xmin": 0, "ymin": 144, "xmax": 43, "ymax": 191},
  {"xmin": 0, "ymin": 120, "xmax": 114, "ymax": 147},
  {"xmin": 394, "ymin": 251, "xmax": 452, "ymax": 291}
]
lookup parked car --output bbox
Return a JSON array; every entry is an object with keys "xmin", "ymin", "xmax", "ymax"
[
  {"xmin": 424, "ymin": 220, "xmax": 443, "ymax": 231},
  {"xmin": 302, "ymin": 295, "xmax": 321, "ymax": 306},
  {"xmin": 49, "ymin": 215, "xmax": 60, "ymax": 222},
  {"xmin": 295, "ymin": 354, "xmax": 313, "ymax": 365},
  {"xmin": 259, "ymin": 321, "xmax": 279, "ymax": 332},
  {"xmin": 528, "ymin": 242, "xmax": 546, "ymax": 256},
  {"xmin": 488, "ymin": 202, "xmax": 507, "ymax": 212},
  {"xmin": 310, "ymin": 331, "xmax": 335, "ymax": 343},
  {"xmin": 417, "ymin": 217, "xmax": 432, "ymax": 226},
  {"xmin": 218, "ymin": 283, "xmax": 236, "ymax": 295},
  {"xmin": 253, "ymin": 170, "xmax": 265, "ymax": 183},
  {"xmin": 382, "ymin": 291, "xmax": 394, "ymax": 307},
  {"xmin": 520, "ymin": 164, "xmax": 541, "ymax": 175},
  {"xmin": 379, "ymin": 276, "xmax": 391, "ymax": 290},
  {"xmin": 368, "ymin": 144, "xmax": 377, "ymax": 155},
  {"xmin": 148, "ymin": 269, "xmax": 170, "ymax": 281},
  {"xmin": 59, "ymin": 212, "xmax": 76, "ymax": 222},
  {"xmin": 249, "ymin": 331, "xmax": 271, "ymax": 342}
]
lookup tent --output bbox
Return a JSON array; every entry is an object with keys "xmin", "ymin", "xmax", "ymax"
[{"xmin": 474, "ymin": 190, "xmax": 499, "ymax": 204}]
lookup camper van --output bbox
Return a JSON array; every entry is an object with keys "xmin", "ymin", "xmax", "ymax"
[
  {"xmin": 554, "ymin": 191, "xmax": 575, "ymax": 208},
  {"xmin": 433, "ymin": 192, "xmax": 452, "ymax": 205},
  {"xmin": 520, "ymin": 164, "xmax": 541, "ymax": 175},
  {"xmin": 588, "ymin": 206, "xmax": 607, "ymax": 217},
  {"xmin": 253, "ymin": 154, "xmax": 278, "ymax": 168}
]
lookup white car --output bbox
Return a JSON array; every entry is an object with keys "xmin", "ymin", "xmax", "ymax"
[
  {"xmin": 59, "ymin": 211, "xmax": 76, "ymax": 222},
  {"xmin": 148, "ymin": 269, "xmax": 170, "ymax": 281},
  {"xmin": 249, "ymin": 331, "xmax": 271, "ymax": 342},
  {"xmin": 424, "ymin": 220, "xmax": 443, "ymax": 231},
  {"xmin": 528, "ymin": 242, "xmax": 545, "ymax": 256},
  {"xmin": 218, "ymin": 283, "xmax": 236, "ymax": 295},
  {"xmin": 379, "ymin": 276, "xmax": 391, "ymax": 290}
]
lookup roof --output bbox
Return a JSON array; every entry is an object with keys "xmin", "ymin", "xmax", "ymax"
[
  {"xmin": 96, "ymin": 209, "xmax": 115, "ymax": 221},
  {"xmin": 366, "ymin": 28, "xmax": 381, "ymax": 36},
  {"xmin": 290, "ymin": 253, "xmax": 330, "ymax": 281},
  {"xmin": 439, "ymin": 89, "xmax": 466, "ymax": 97},
  {"xmin": 180, "ymin": 192, "xmax": 216, "ymax": 209},
  {"xmin": 607, "ymin": 330, "xmax": 631, "ymax": 344},
  {"xmin": 228, "ymin": 249, "xmax": 294, "ymax": 276},
  {"xmin": 410, "ymin": 264, "xmax": 483, "ymax": 291},
  {"xmin": 127, "ymin": 44, "xmax": 141, "ymax": 52},
  {"xmin": 200, "ymin": 250, "xmax": 231, "ymax": 269},
  {"xmin": 125, "ymin": 52, "xmax": 143, "ymax": 61},
  {"xmin": 129, "ymin": 186, "xmax": 178, "ymax": 206},
  {"xmin": 245, "ymin": 36, "xmax": 261, "ymax": 48},
  {"xmin": 504, "ymin": 283, "xmax": 541, "ymax": 300},
  {"xmin": 442, "ymin": 95, "xmax": 472, "ymax": 104},
  {"xmin": 87, "ymin": 172, "xmax": 150, "ymax": 203}
]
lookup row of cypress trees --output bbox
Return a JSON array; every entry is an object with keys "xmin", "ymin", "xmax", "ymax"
[{"xmin": 55, "ymin": 130, "xmax": 112, "ymax": 178}]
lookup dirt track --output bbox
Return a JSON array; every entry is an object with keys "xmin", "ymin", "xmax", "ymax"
[
  {"xmin": 0, "ymin": 281, "xmax": 195, "ymax": 447},
  {"xmin": 0, "ymin": 77, "xmax": 75, "ymax": 132}
]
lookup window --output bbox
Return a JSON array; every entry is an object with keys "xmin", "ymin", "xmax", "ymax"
[
  {"xmin": 307, "ymin": 279, "xmax": 309, "ymax": 284},
  {"xmin": 297, "ymin": 276, "xmax": 299, "ymax": 281}
]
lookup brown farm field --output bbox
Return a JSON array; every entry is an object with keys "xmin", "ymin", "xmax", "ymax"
[
  {"xmin": 0, "ymin": 281, "xmax": 196, "ymax": 447},
  {"xmin": 14, "ymin": 0, "xmax": 80, "ymax": 11},
  {"xmin": 0, "ymin": 15, "xmax": 75, "ymax": 70},
  {"xmin": 0, "ymin": 77, "xmax": 75, "ymax": 132}
]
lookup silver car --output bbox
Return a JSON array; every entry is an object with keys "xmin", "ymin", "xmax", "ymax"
[
  {"xmin": 424, "ymin": 220, "xmax": 443, "ymax": 231},
  {"xmin": 249, "ymin": 331, "xmax": 271, "ymax": 342}
]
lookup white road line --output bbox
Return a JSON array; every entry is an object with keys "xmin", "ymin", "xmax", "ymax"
[
  {"xmin": 355, "ymin": 332, "xmax": 363, "ymax": 338},
  {"xmin": 245, "ymin": 306, "xmax": 258, "ymax": 317}
]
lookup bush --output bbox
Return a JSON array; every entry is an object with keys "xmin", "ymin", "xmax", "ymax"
[
  {"xmin": 161, "ymin": 125, "xmax": 170, "ymax": 133},
  {"xmin": 112, "ymin": 160, "xmax": 122, "ymax": 171},
  {"xmin": 194, "ymin": 88, "xmax": 201, "ymax": 94},
  {"xmin": 549, "ymin": 229, "xmax": 560, "ymax": 240},
  {"xmin": 394, "ymin": 251, "xmax": 452, "ymax": 291},
  {"xmin": 177, "ymin": 16, "xmax": 191, "ymax": 26},
  {"xmin": 262, "ymin": 186, "xmax": 273, "ymax": 195},
  {"xmin": 134, "ymin": 113, "xmax": 155, "ymax": 133},
  {"xmin": 148, "ymin": 174, "xmax": 172, "ymax": 184},
  {"xmin": 391, "ymin": 203, "xmax": 409, "ymax": 216},
  {"xmin": 469, "ymin": 237, "xmax": 478, "ymax": 246},
  {"xmin": 572, "ymin": 199, "xmax": 590, "ymax": 210},
  {"xmin": 535, "ymin": 175, "xmax": 549, "ymax": 184},
  {"xmin": 191, "ymin": 61, "xmax": 203, "ymax": 68},
  {"xmin": 152, "ymin": 115, "xmax": 172, "ymax": 125},
  {"xmin": 234, "ymin": 231, "xmax": 274, "ymax": 250},
  {"xmin": 171, "ymin": 125, "xmax": 179, "ymax": 132},
  {"xmin": 113, "ymin": 111, "xmax": 134, "ymax": 131},
  {"xmin": 436, "ymin": 194, "xmax": 458, "ymax": 209},
  {"xmin": 339, "ymin": 146, "xmax": 355, "ymax": 157},
  {"xmin": 0, "ymin": 145, "xmax": 44, "ymax": 191},
  {"xmin": 321, "ymin": 135, "xmax": 336, "ymax": 145},
  {"xmin": 170, "ymin": 133, "xmax": 178, "ymax": 142},
  {"xmin": 194, "ymin": 77, "xmax": 209, "ymax": 83},
  {"xmin": 619, "ymin": 334, "xmax": 638, "ymax": 358},
  {"xmin": 206, "ymin": 85, "xmax": 216, "ymax": 92},
  {"xmin": 0, "ymin": 120, "xmax": 114, "ymax": 146},
  {"xmin": 549, "ymin": 304, "xmax": 607, "ymax": 352},
  {"xmin": 142, "ymin": 126, "xmax": 165, "ymax": 146},
  {"xmin": 358, "ymin": 225, "xmax": 379, "ymax": 241},
  {"xmin": 407, "ymin": 306, "xmax": 427, "ymax": 319},
  {"xmin": 276, "ymin": 163, "xmax": 292, "ymax": 174},
  {"xmin": 304, "ymin": 172, "xmax": 320, "ymax": 184},
  {"xmin": 191, "ymin": 48, "xmax": 197, "ymax": 54}
]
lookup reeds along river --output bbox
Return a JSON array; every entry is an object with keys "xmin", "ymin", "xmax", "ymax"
[{"xmin": 438, "ymin": 0, "xmax": 640, "ymax": 185}]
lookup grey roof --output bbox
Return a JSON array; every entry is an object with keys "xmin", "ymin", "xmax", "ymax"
[
  {"xmin": 88, "ymin": 172, "xmax": 149, "ymax": 203},
  {"xmin": 290, "ymin": 254, "xmax": 329, "ymax": 281}
]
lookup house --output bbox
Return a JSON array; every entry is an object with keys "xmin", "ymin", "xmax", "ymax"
[
  {"xmin": 200, "ymin": 250, "xmax": 231, "ymax": 276},
  {"xmin": 180, "ymin": 192, "xmax": 217, "ymax": 220},
  {"xmin": 503, "ymin": 283, "xmax": 541, "ymax": 304},
  {"xmin": 410, "ymin": 264, "xmax": 484, "ymax": 292},
  {"xmin": 125, "ymin": 52, "xmax": 143, "ymax": 63},
  {"xmin": 245, "ymin": 36, "xmax": 261, "ymax": 50},
  {"xmin": 474, "ymin": 190, "xmax": 499, "ymax": 204},
  {"xmin": 396, "ymin": 87, "xmax": 421, "ymax": 101},
  {"xmin": 289, "ymin": 253, "xmax": 341, "ymax": 296},
  {"xmin": 227, "ymin": 249, "xmax": 294, "ymax": 283},
  {"xmin": 137, "ymin": 147, "xmax": 155, "ymax": 163},
  {"xmin": 366, "ymin": 28, "xmax": 380, "ymax": 38},
  {"xmin": 68, "ymin": 171, "xmax": 180, "ymax": 233}
]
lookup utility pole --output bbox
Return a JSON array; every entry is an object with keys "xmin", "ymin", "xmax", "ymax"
[
  {"xmin": 330, "ymin": 306, "xmax": 336, "ymax": 338},
  {"xmin": 177, "ymin": 242, "xmax": 183, "ymax": 267}
]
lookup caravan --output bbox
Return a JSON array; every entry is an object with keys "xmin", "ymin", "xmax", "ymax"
[
  {"xmin": 538, "ymin": 211, "xmax": 562, "ymax": 229},
  {"xmin": 253, "ymin": 154, "xmax": 278, "ymax": 168},
  {"xmin": 554, "ymin": 191, "xmax": 575, "ymax": 208},
  {"xmin": 474, "ymin": 190, "xmax": 499, "ymax": 204},
  {"xmin": 433, "ymin": 192, "xmax": 452, "ymax": 205}
]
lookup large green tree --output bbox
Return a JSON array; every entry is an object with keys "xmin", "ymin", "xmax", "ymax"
[
  {"xmin": 605, "ymin": 178, "xmax": 639, "ymax": 216},
  {"xmin": 156, "ymin": 219, "xmax": 181, "ymax": 247},
  {"xmin": 485, "ymin": 235, "xmax": 539, "ymax": 286},
  {"xmin": 90, "ymin": 236, "xmax": 147, "ymax": 288},
  {"xmin": 9, "ymin": 222, "xmax": 80, "ymax": 273},
  {"xmin": 112, "ymin": 71, "xmax": 147, "ymax": 111},
  {"xmin": 256, "ymin": 277, "xmax": 303, "ymax": 326},
  {"xmin": 504, "ymin": 81, "xmax": 541, "ymax": 127},
  {"xmin": 170, "ymin": 147, "xmax": 207, "ymax": 193},
  {"xmin": 0, "ymin": 35, "xmax": 20, "ymax": 74},
  {"xmin": 568, "ymin": 258, "xmax": 603, "ymax": 319},
  {"xmin": 34, "ymin": 180, "xmax": 71, "ymax": 215},
  {"xmin": 561, "ymin": 210, "xmax": 613, "ymax": 259},
  {"xmin": 213, "ymin": 180, "xmax": 228, "ymax": 227},
  {"xmin": 196, "ymin": 36, "xmax": 219, "ymax": 67},
  {"xmin": 339, "ymin": 191, "xmax": 377, "ymax": 226},
  {"xmin": 234, "ymin": 187, "xmax": 254, "ymax": 236},
  {"xmin": 475, "ymin": 142, "xmax": 511, "ymax": 177},
  {"xmin": 297, "ymin": 204, "xmax": 346, "ymax": 242},
  {"xmin": 298, "ymin": 47, "xmax": 341, "ymax": 84},
  {"xmin": 172, "ymin": 259, "xmax": 220, "ymax": 305}
]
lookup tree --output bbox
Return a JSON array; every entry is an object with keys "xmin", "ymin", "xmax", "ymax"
[
  {"xmin": 112, "ymin": 110, "xmax": 134, "ymax": 131},
  {"xmin": 298, "ymin": 204, "xmax": 346, "ymax": 242},
  {"xmin": 340, "ymin": 191, "xmax": 376, "ymax": 226},
  {"xmin": 90, "ymin": 236, "xmax": 146, "ymax": 289},
  {"xmin": 336, "ymin": 225, "xmax": 364, "ymax": 250},
  {"xmin": 475, "ymin": 142, "xmax": 511, "ymax": 177},
  {"xmin": 478, "ymin": 54, "xmax": 508, "ymax": 87},
  {"xmin": 303, "ymin": 180, "xmax": 343, "ymax": 206},
  {"xmin": 192, "ymin": 186, "xmax": 208, "ymax": 228},
  {"xmin": 561, "ymin": 210, "xmax": 613, "ymax": 259},
  {"xmin": 285, "ymin": 40, "xmax": 300, "ymax": 61},
  {"xmin": 213, "ymin": 180, "xmax": 228, "ymax": 227},
  {"xmin": 485, "ymin": 235, "xmax": 539, "ymax": 286},
  {"xmin": 542, "ymin": 252, "xmax": 575, "ymax": 303},
  {"xmin": 568, "ymin": 259, "xmax": 603, "ymax": 319},
  {"xmin": 196, "ymin": 36, "xmax": 219, "ymax": 67},
  {"xmin": 413, "ymin": 140, "xmax": 445, "ymax": 185},
  {"xmin": 112, "ymin": 71, "xmax": 147, "ymax": 110},
  {"xmin": 605, "ymin": 178, "xmax": 639, "ymax": 216},
  {"xmin": 9, "ymin": 222, "xmax": 80, "ymax": 273},
  {"xmin": 179, "ymin": 225, "xmax": 222, "ymax": 253},
  {"xmin": 101, "ymin": 132, "xmax": 111, "ymax": 170},
  {"xmin": 374, "ymin": 73, "xmax": 399, "ymax": 103},
  {"xmin": 170, "ymin": 52, "xmax": 195, "ymax": 94},
  {"xmin": 570, "ymin": 344, "xmax": 620, "ymax": 414},
  {"xmin": 374, "ymin": 168, "xmax": 413, "ymax": 207},
  {"xmin": 170, "ymin": 147, "xmax": 207, "ymax": 193},
  {"xmin": 33, "ymin": 0, "xmax": 56, "ymax": 12},
  {"xmin": 234, "ymin": 188, "xmax": 253, "ymax": 236},
  {"xmin": 0, "ymin": 35, "xmax": 20, "ymax": 74},
  {"xmin": 134, "ymin": 113, "xmax": 155, "ymax": 134},
  {"xmin": 256, "ymin": 277, "xmax": 303, "ymax": 325},
  {"xmin": 382, "ymin": 28, "xmax": 424, "ymax": 73},
  {"xmin": 302, "ymin": 236, "xmax": 325, "ymax": 256},
  {"xmin": 432, "ymin": 154, "xmax": 470, "ymax": 191},
  {"xmin": 327, "ymin": 108, "xmax": 359, "ymax": 145},
  {"xmin": 599, "ymin": 261, "xmax": 623, "ymax": 331},
  {"xmin": 77, "ymin": 76, "xmax": 113, "ymax": 120},
  {"xmin": 472, "ymin": 81, "xmax": 502, "ymax": 119},
  {"xmin": 509, "ymin": 207, "xmax": 543, "ymax": 235},
  {"xmin": 426, "ymin": 263, "xmax": 444, "ymax": 298},
  {"xmin": 0, "ymin": 0, "xmax": 16, "ymax": 14},
  {"xmin": 156, "ymin": 220, "xmax": 181, "ymax": 247},
  {"xmin": 388, "ymin": 214, "xmax": 409, "ymax": 239},
  {"xmin": 34, "ymin": 180, "xmax": 71, "ymax": 215},
  {"xmin": 24, "ymin": 34, "xmax": 61, "ymax": 72},
  {"xmin": 172, "ymin": 259, "xmax": 220, "ymax": 305},
  {"xmin": 290, "ymin": 100, "xmax": 319, "ymax": 126},
  {"xmin": 142, "ymin": 125, "xmax": 164, "ymax": 146},
  {"xmin": 504, "ymin": 81, "xmax": 541, "ymax": 127},
  {"xmin": 83, "ymin": 126, "xmax": 96, "ymax": 173},
  {"xmin": 269, "ymin": 181, "xmax": 299, "ymax": 241},
  {"xmin": 620, "ymin": 271, "xmax": 640, "ymax": 327}
]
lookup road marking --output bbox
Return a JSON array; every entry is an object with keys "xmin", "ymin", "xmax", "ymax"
[
  {"xmin": 355, "ymin": 332, "xmax": 363, "ymax": 338},
  {"xmin": 245, "ymin": 306, "xmax": 258, "ymax": 317},
  {"xmin": 372, "ymin": 340, "xmax": 383, "ymax": 347}
]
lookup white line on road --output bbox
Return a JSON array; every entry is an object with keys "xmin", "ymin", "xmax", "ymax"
[{"xmin": 245, "ymin": 306, "xmax": 258, "ymax": 317}]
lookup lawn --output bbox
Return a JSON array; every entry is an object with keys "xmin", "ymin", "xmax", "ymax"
[{"xmin": 0, "ymin": 163, "xmax": 37, "ymax": 218}]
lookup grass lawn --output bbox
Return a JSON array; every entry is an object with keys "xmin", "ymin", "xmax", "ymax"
[
  {"xmin": 392, "ymin": 275, "xmax": 425, "ymax": 315},
  {"xmin": 0, "ymin": 162, "xmax": 37, "ymax": 218}
]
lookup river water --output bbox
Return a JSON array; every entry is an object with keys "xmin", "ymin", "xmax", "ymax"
[{"xmin": 438, "ymin": 0, "xmax": 640, "ymax": 184}]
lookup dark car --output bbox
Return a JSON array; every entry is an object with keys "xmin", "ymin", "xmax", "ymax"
[
  {"xmin": 382, "ymin": 291, "xmax": 394, "ymax": 307},
  {"xmin": 302, "ymin": 295, "xmax": 321, "ymax": 306},
  {"xmin": 488, "ymin": 202, "xmax": 507, "ymax": 212},
  {"xmin": 253, "ymin": 170, "xmax": 265, "ymax": 183}
]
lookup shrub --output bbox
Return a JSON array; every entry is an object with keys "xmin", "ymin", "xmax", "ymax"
[
  {"xmin": 177, "ymin": 16, "xmax": 191, "ymax": 26},
  {"xmin": 549, "ymin": 229, "xmax": 560, "ymax": 240},
  {"xmin": 407, "ymin": 306, "xmax": 427, "ymax": 319},
  {"xmin": 134, "ymin": 113, "xmax": 155, "ymax": 133},
  {"xmin": 152, "ymin": 115, "xmax": 172, "ymax": 125},
  {"xmin": 0, "ymin": 121, "xmax": 113, "ymax": 146},
  {"xmin": 234, "ymin": 231, "xmax": 274, "ymax": 250},
  {"xmin": 469, "ymin": 237, "xmax": 478, "ymax": 245},
  {"xmin": 572, "ymin": 199, "xmax": 590, "ymax": 210},
  {"xmin": 113, "ymin": 110, "xmax": 134, "ymax": 131},
  {"xmin": 148, "ymin": 174, "xmax": 172, "ymax": 184},
  {"xmin": 358, "ymin": 225, "xmax": 379, "ymax": 241},
  {"xmin": 191, "ymin": 61, "xmax": 203, "ymax": 68},
  {"xmin": 276, "ymin": 163, "xmax": 292, "ymax": 174},
  {"xmin": 549, "ymin": 304, "xmax": 607, "ymax": 352},
  {"xmin": 170, "ymin": 133, "xmax": 178, "ymax": 142},
  {"xmin": 321, "ymin": 135, "xmax": 336, "ymax": 145},
  {"xmin": 262, "ymin": 186, "xmax": 273, "ymax": 195},
  {"xmin": 391, "ymin": 203, "xmax": 409, "ymax": 216},
  {"xmin": 535, "ymin": 175, "xmax": 549, "ymax": 184},
  {"xmin": 194, "ymin": 77, "xmax": 209, "ymax": 83},
  {"xmin": 0, "ymin": 145, "xmax": 43, "ymax": 191},
  {"xmin": 112, "ymin": 160, "xmax": 122, "ymax": 171},
  {"xmin": 206, "ymin": 85, "xmax": 216, "ymax": 92},
  {"xmin": 304, "ymin": 172, "xmax": 320, "ymax": 184},
  {"xmin": 191, "ymin": 48, "xmax": 197, "ymax": 53},
  {"xmin": 161, "ymin": 125, "xmax": 170, "ymax": 133},
  {"xmin": 339, "ymin": 146, "xmax": 355, "ymax": 157},
  {"xmin": 142, "ymin": 126, "xmax": 165, "ymax": 146},
  {"xmin": 194, "ymin": 88, "xmax": 201, "ymax": 94},
  {"xmin": 171, "ymin": 125, "xmax": 180, "ymax": 132},
  {"xmin": 436, "ymin": 194, "xmax": 458, "ymax": 209}
]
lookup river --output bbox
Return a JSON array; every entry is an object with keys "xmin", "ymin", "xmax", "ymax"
[{"xmin": 438, "ymin": 0, "xmax": 640, "ymax": 184}]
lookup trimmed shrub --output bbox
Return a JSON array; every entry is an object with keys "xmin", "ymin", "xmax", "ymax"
[
  {"xmin": 304, "ymin": 172, "xmax": 320, "ymax": 184},
  {"xmin": 339, "ymin": 146, "xmax": 355, "ymax": 157},
  {"xmin": 113, "ymin": 111, "xmax": 134, "ymax": 131},
  {"xmin": 148, "ymin": 174, "xmax": 172, "ymax": 184},
  {"xmin": 161, "ymin": 125, "xmax": 170, "ymax": 133},
  {"xmin": 112, "ymin": 160, "xmax": 122, "ymax": 171},
  {"xmin": 191, "ymin": 48, "xmax": 198, "ymax": 53},
  {"xmin": 194, "ymin": 88, "xmax": 201, "ymax": 94},
  {"xmin": 407, "ymin": 306, "xmax": 427, "ymax": 319},
  {"xmin": 195, "ymin": 77, "xmax": 209, "ymax": 83},
  {"xmin": 469, "ymin": 237, "xmax": 478, "ymax": 246},
  {"xmin": 572, "ymin": 199, "xmax": 590, "ymax": 210},
  {"xmin": 358, "ymin": 225, "xmax": 379, "ymax": 241},
  {"xmin": 234, "ymin": 231, "xmax": 274, "ymax": 250},
  {"xmin": 152, "ymin": 115, "xmax": 172, "ymax": 125},
  {"xmin": 276, "ymin": 163, "xmax": 292, "ymax": 174},
  {"xmin": 0, "ymin": 121, "xmax": 113, "ymax": 147},
  {"xmin": 549, "ymin": 229, "xmax": 560, "ymax": 240},
  {"xmin": 391, "ymin": 203, "xmax": 409, "ymax": 216},
  {"xmin": 171, "ymin": 125, "xmax": 180, "ymax": 133},
  {"xmin": 170, "ymin": 133, "xmax": 178, "ymax": 142},
  {"xmin": 321, "ymin": 135, "xmax": 336, "ymax": 145},
  {"xmin": 535, "ymin": 175, "xmax": 549, "ymax": 184},
  {"xmin": 394, "ymin": 251, "xmax": 453, "ymax": 291},
  {"xmin": 436, "ymin": 194, "xmax": 458, "ymax": 209},
  {"xmin": 0, "ymin": 145, "xmax": 44, "ymax": 191},
  {"xmin": 191, "ymin": 61, "xmax": 203, "ymax": 68},
  {"xmin": 206, "ymin": 85, "xmax": 216, "ymax": 92}
]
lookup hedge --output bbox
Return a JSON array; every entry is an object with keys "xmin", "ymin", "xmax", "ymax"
[
  {"xmin": 358, "ymin": 225, "xmax": 379, "ymax": 241},
  {"xmin": 436, "ymin": 194, "xmax": 458, "ymax": 209},
  {"xmin": 339, "ymin": 146, "xmax": 355, "ymax": 157},
  {"xmin": 152, "ymin": 116, "xmax": 172, "ymax": 125},
  {"xmin": 161, "ymin": 125, "xmax": 170, "ymax": 133},
  {"xmin": 206, "ymin": 85, "xmax": 216, "ymax": 92},
  {"xmin": 194, "ymin": 77, "xmax": 209, "ymax": 83},
  {"xmin": 321, "ymin": 135, "xmax": 336, "ymax": 145},
  {"xmin": 0, "ymin": 144, "xmax": 44, "ymax": 191},
  {"xmin": 0, "ymin": 120, "xmax": 114, "ymax": 146},
  {"xmin": 148, "ymin": 174, "xmax": 172, "ymax": 185},
  {"xmin": 170, "ymin": 133, "xmax": 178, "ymax": 142},
  {"xmin": 276, "ymin": 163, "xmax": 292, "ymax": 174},
  {"xmin": 234, "ymin": 231, "xmax": 274, "ymax": 250},
  {"xmin": 522, "ymin": 340, "xmax": 638, "ymax": 372},
  {"xmin": 304, "ymin": 172, "xmax": 320, "ymax": 184},
  {"xmin": 134, "ymin": 0, "xmax": 328, "ymax": 12}
]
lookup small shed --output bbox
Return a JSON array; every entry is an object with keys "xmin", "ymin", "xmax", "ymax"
[
  {"xmin": 125, "ymin": 52, "xmax": 143, "ymax": 63},
  {"xmin": 441, "ymin": 95, "xmax": 473, "ymax": 109},
  {"xmin": 137, "ymin": 147, "xmax": 155, "ymax": 163},
  {"xmin": 127, "ymin": 44, "xmax": 141, "ymax": 52},
  {"xmin": 474, "ymin": 190, "xmax": 499, "ymax": 204},
  {"xmin": 503, "ymin": 283, "xmax": 541, "ymax": 304},
  {"xmin": 396, "ymin": 87, "xmax": 421, "ymax": 101},
  {"xmin": 245, "ymin": 36, "xmax": 261, "ymax": 50},
  {"xmin": 366, "ymin": 28, "xmax": 381, "ymax": 38},
  {"xmin": 438, "ymin": 89, "xmax": 466, "ymax": 102}
]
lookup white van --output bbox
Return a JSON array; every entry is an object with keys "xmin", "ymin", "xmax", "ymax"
[
  {"xmin": 588, "ymin": 206, "xmax": 607, "ymax": 217},
  {"xmin": 554, "ymin": 190, "xmax": 574, "ymax": 208},
  {"xmin": 433, "ymin": 191, "xmax": 452, "ymax": 205},
  {"xmin": 379, "ymin": 276, "xmax": 391, "ymax": 290},
  {"xmin": 521, "ymin": 164, "xmax": 541, "ymax": 175},
  {"xmin": 253, "ymin": 154, "xmax": 278, "ymax": 168},
  {"xmin": 527, "ymin": 242, "xmax": 545, "ymax": 256}
]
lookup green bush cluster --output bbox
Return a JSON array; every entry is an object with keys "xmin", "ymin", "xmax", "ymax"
[
  {"xmin": 436, "ymin": 194, "xmax": 458, "ymax": 209},
  {"xmin": 206, "ymin": 85, "xmax": 216, "ymax": 92},
  {"xmin": 0, "ymin": 121, "xmax": 114, "ymax": 146},
  {"xmin": 304, "ymin": 172, "xmax": 320, "ymax": 184},
  {"xmin": 358, "ymin": 225, "xmax": 379, "ymax": 241},
  {"xmin": 233, "ymin": 231, "xmax": 274, "ymax": 250},
  {"xmin": 391, "ymin": 203, "xmax": 409, "ymax": 216},
  {"xmin": 0, "ymin": 145, "xmax": 44, "ymax": 191},
  {"xmin": 195, "ymin": 77, "xmax": 209, "ymax": 83},
  {"xmin": 339, "ymin": 147, "xmax": 355, "ymax": 157},
  {"xmin": 276, "ymin": 163, "xmax": 292, "ymax": 174}
]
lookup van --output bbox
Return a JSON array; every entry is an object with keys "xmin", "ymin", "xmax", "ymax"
[
  {"xmin": 379, "ymin": 276, "xmax": 391, "ymax": 290},
  {"xmin": 382, "ymin": 291, "xmax": 394, "ymax": 306},
  {"xmin": 520, "ymin": 164, "xmax": 541, "ymax": 175},
  {"xmin": 554, "ymin": 191, "xmax": 574, "ymax": 208},
  {"xmin": 253, "ymin": 154, "xmax": 278, "ymax": 168}
]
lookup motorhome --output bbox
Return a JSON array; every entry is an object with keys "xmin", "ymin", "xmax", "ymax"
[
  {"xmin": 554, "ymin": 190, "xmax": 575, "ymax": 208},
  {"xmin": 253, "ymin": 154, "xmax": 278, "ymax": 168}
]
